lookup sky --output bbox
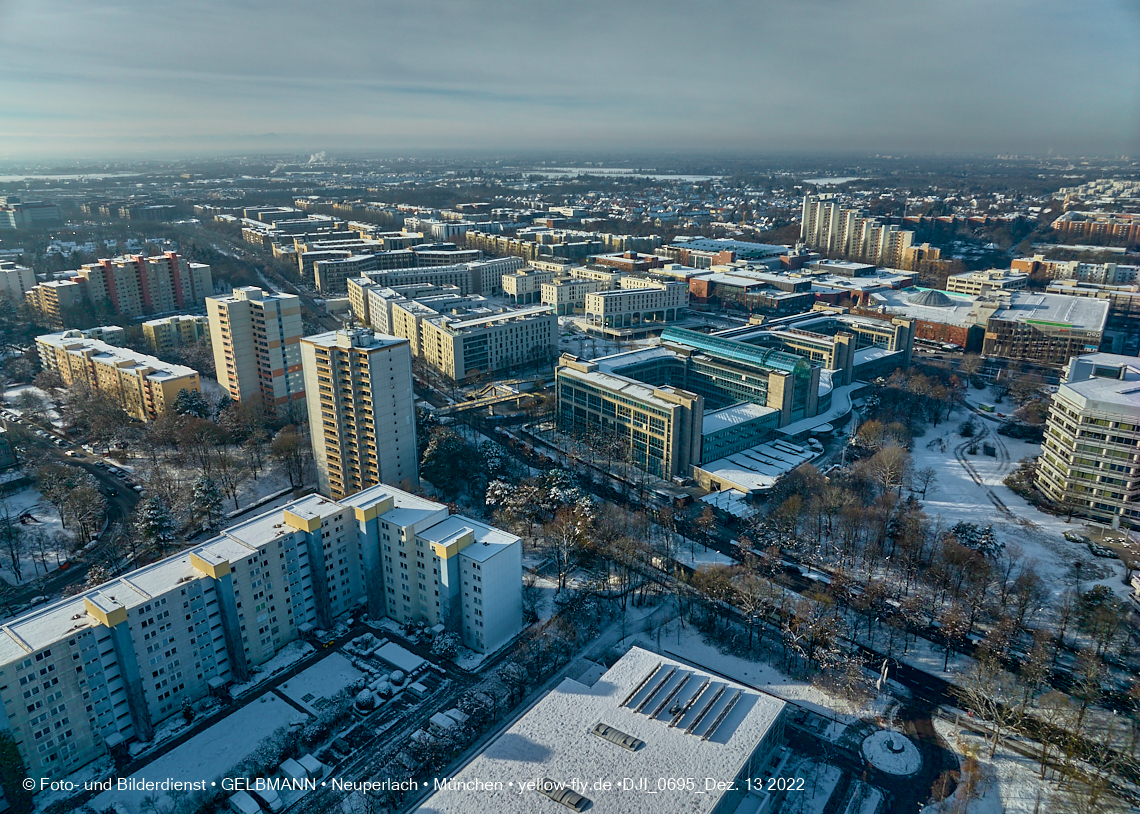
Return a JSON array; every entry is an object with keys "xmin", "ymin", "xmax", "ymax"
[{"xmin": 0, "ymin": 0, "xmax": 1138, "ymax": 161}]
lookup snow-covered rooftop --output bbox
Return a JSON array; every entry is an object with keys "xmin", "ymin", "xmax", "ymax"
[
  {"xmin": 695, "ymin": 439, "xmax": 817, "ymax": 493},
  {"xmin": 415, "ymin": 646, "xmax": 785, "ymax": 814},
  {"xmin": 702, "ymin": 403, "xmax": 778, "ymax": 435}
]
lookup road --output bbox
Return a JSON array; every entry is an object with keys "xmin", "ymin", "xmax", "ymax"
[{"xmin": 1, "ymin": 426, "xmax": 142, "ymax": 611}]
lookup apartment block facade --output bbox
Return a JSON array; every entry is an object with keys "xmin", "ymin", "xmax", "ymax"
[
  {"xmin": 1036, "ymin": 354, "xmax": 1140, "ymax": 530},
  {"xmin": 207, "ymin": 287, "xmax": 305, "ymax": 417},
  {"xmin": 36, "ymin": 331, "xmax": 200, "ymax": 421},
  {"xmin": 25, "ymin": 253, "xmax": 212, "ymax": 326},
  {"xmin": 301, "ymin": 328, "xmax": 419, "ymax": 500},
  {"xmin": 0, "ymin": 485, "xmax": 522, "ymax": 781},
  {"xmin": 142, "ymin": 314, "xmax": 211, "ymax": 355}
]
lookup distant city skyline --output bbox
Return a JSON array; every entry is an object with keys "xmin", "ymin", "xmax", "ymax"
[{"xmin": 0, "ymin": 0, "xmax": 1137, "ymax": 160}]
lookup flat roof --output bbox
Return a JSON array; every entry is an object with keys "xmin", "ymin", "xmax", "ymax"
[
  {"xmin": 557, "ymin": 365, "xmax": 689, "ymax": 413},
  {"xmin": 419, "ymin": 515, "xmax": 519, "ymax": 562},
  {"xmin": 696, "ymin": 439, "xmax": 816, "ymax": 493},
  {"xmin": 702, "ymin": 403, "xmax": 778, "ymax": 435},
  {"xmin": 413, "ymin": 646, "xmax": 784, "ymax": 814}
]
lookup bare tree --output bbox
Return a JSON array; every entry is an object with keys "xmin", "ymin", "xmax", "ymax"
[
  {"xmin": 913, "ymin": 466, "xmax": 938, "ymax": 499},
  {"xmin": 954, "ymin": 654, "xmax": 1026, "ymax": 757},
  {"xmin": 0, "ymin": 500, "xmax": 25, "ymax": 583}
]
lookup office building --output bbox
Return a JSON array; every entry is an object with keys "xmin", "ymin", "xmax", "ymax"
[
  {"xmin": 501, "ymin": 268, "xmax": 556, "ymax": 305},
  {"xmin": 1046, "ymin": 279, "xmax": 1140, "ymax": 356},
  {"xmin": 1036, "ymin": 353, "xmax": 1140, "ymax": 530},
  {"xmin": 0, "ymin": 484, "xmax": 522, "ymax": 781},
  {"xmin": 658, "ymin": 237, "xmax": 787, "ymax": 269},
  {"xmin": 300, "ymin": 328, "xmax": 419, "ymax": 499},
  {"xmin": 0, "ymin": 198, "xmax": 62, "ymax": 229},
  {"xmin": 417, "ymin": 305, "xmax": 558, "ymax": 382},
  {"xmin": 36, "ymin": 331, "xmax": 200, "ymax": 422},
  {"xmin": 583, "ymin": 278, "xmax": 689, "ymax": 336},
  {"xmin": 141, "ymin": 315, "xmax": 211, "ymax": 356},
  {"xmin": 542, "ymin": 277, "xmax": 612, "ymax": 315},
  {"xmin": 415, "ymin": 646, "xmax": 786, "ymax": 814},
  {"xmin": 860, "ymin": 288, "xmax": 1108, "ymax": 366},
  {"xmin": 556, "ymin": 327, "xmax": 823, "ymax": 479},
  {"xmin": 945, "ymin": 268, "xmax": 1029, "ymax": 295},
  {"xmin": 207, "ymin": 287, "xmax": 305, "ymax": 418}
]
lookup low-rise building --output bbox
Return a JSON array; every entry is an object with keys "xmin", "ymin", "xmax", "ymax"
[
  {"xmin": 859, "ymin": 287, "xmax": 1108, "ymax": 366},
  {"xmin": 415, "ymin": 646, "xmax": 786, "ymax": 814},
  {"xmin": 36, "ymin": 331, "xmax": 200, "ymax": 421},
  {"xmin": 946, "ymin": 268, "xmax": 1030, "ymax": 295},
  {"xmin": 1046, "ymin": 279, "xmax": 1140, "ymax": 356},
  {"xmin": 1036, "ymin": 353, "xmax": 1140, "ymax": 530}
]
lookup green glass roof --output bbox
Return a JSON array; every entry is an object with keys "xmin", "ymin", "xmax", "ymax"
[{"xmin": 661, "ymin": 327, "xmax": 809, "ymax": 374}]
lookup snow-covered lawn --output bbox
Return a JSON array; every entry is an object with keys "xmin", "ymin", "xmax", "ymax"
[
  {"xmin": 911, "ymin": 424, "xmax": 1127, "ymax": 599},
  {"xmin": 229, "ymin": 639, "xmax": 315, "ymax": 697},
  {"xmin": 0, "ymin": 486, "xmax": 69, "ymax": 585},
  {"xmin": 923, "ymin": 716, "xmax": 1052, "ymax": 814},
  {"xmin": 4, "ymin": 385, "xmax": 63, "ymax": 429},
  {"xmin": 277, "ymin": 652, "xmax": 365, "ymax": 714},
  {"xmin": 90, "ymin": 693, "xmax": 307, "ymax": 814}
]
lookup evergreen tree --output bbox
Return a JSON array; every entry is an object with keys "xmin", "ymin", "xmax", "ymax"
[
  {"xmin": 0, "ymin": 729, "xmax": 33, "ymax": 814},
  {"xmin": 134, "ymin": 497, "xmax": 175, "ymax": 550},
  {"xmin": 171, "ymin": 388, "xmax": 212, "ymax": 419},
  {"xmin": 193, "ymin": 476, "xmax": 224, "ymax": 528}
]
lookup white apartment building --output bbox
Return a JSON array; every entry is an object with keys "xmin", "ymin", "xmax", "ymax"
[
  {"xmin": 584, "ymin": 278, "xmax": 688, "ymax": 332},
  {"xmin": 501, "ymin": 268, "xmax": 556, "ymax": 304},
  {"xmin": 0, "ymin": 485, "xmax": 521, "ymax": 782},
  {"xmin": 541, "ymin": 277, "xmax": 610, "ymax": 315},
  {"xmin": 1036, "ymin": 353, "xmax": 1140, "ymax": 530},
  {"xmin": 300, "ymin": 328, "xmax": 419, "ymax": 499},
  {"xmin": 207, "ymin": 287, "xmax": 305, "ymax": 418},
  {"xmin": 0, "ymin": 261, "xmax": 35, "ymax": 302}
]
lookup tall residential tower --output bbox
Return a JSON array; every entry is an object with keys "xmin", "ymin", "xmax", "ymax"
[
  {"xmin": 300, "ymin": 327, "xmax": 419, "ymax": 499},
  {"xmin": 207, "ymin": 287, "xmax": 305, "ymax": 418}
]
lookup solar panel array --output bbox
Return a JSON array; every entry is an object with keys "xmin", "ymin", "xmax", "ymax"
[{"xmin": 621, "ymin": 662, "xmax": 743, "ymax": 741}]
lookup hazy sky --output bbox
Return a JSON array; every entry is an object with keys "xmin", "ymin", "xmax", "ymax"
[{"xmin": 1, "ymin": 0, "xmax": 1138, "ymax": 160}]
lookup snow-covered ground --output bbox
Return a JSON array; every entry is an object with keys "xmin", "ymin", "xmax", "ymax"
[
  {"xmin": 90, "ymin": 693, "xmax": 307, "ymax": 814},
  {"xmin": 911, "ymin": 423, "xmax": 1127, "ymax": 599},
  {"xmin": 277, "ymin": 652, "xmax": 364, "ymax": 714},
  {"xmin": 923, "ymin": 716, "xmax": 1052, "ymax": 814},
  {"xmin": 4, "ymin": 385, "xmax": 63, "ymax": 428},
  {"xmin": 228, "ymin": 639, "xmax": 314, "ymax": 697},
  {"xmin": 0, "ymin": 486, "xmax": 69, "ymax": 585}
]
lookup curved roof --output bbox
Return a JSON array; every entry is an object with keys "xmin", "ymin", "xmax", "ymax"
[{"xmin": 907, "ymin": 289, "xmax": 955, "ymax": 308}]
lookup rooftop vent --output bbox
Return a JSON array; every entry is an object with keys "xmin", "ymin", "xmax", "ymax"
[
  {"xmin": 592, "ymin": 722, "xmax": 644, "ymax": 752},
  {"xmin": 536, "ymin": 779, "xmax": 590, "ymax": 812}
]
